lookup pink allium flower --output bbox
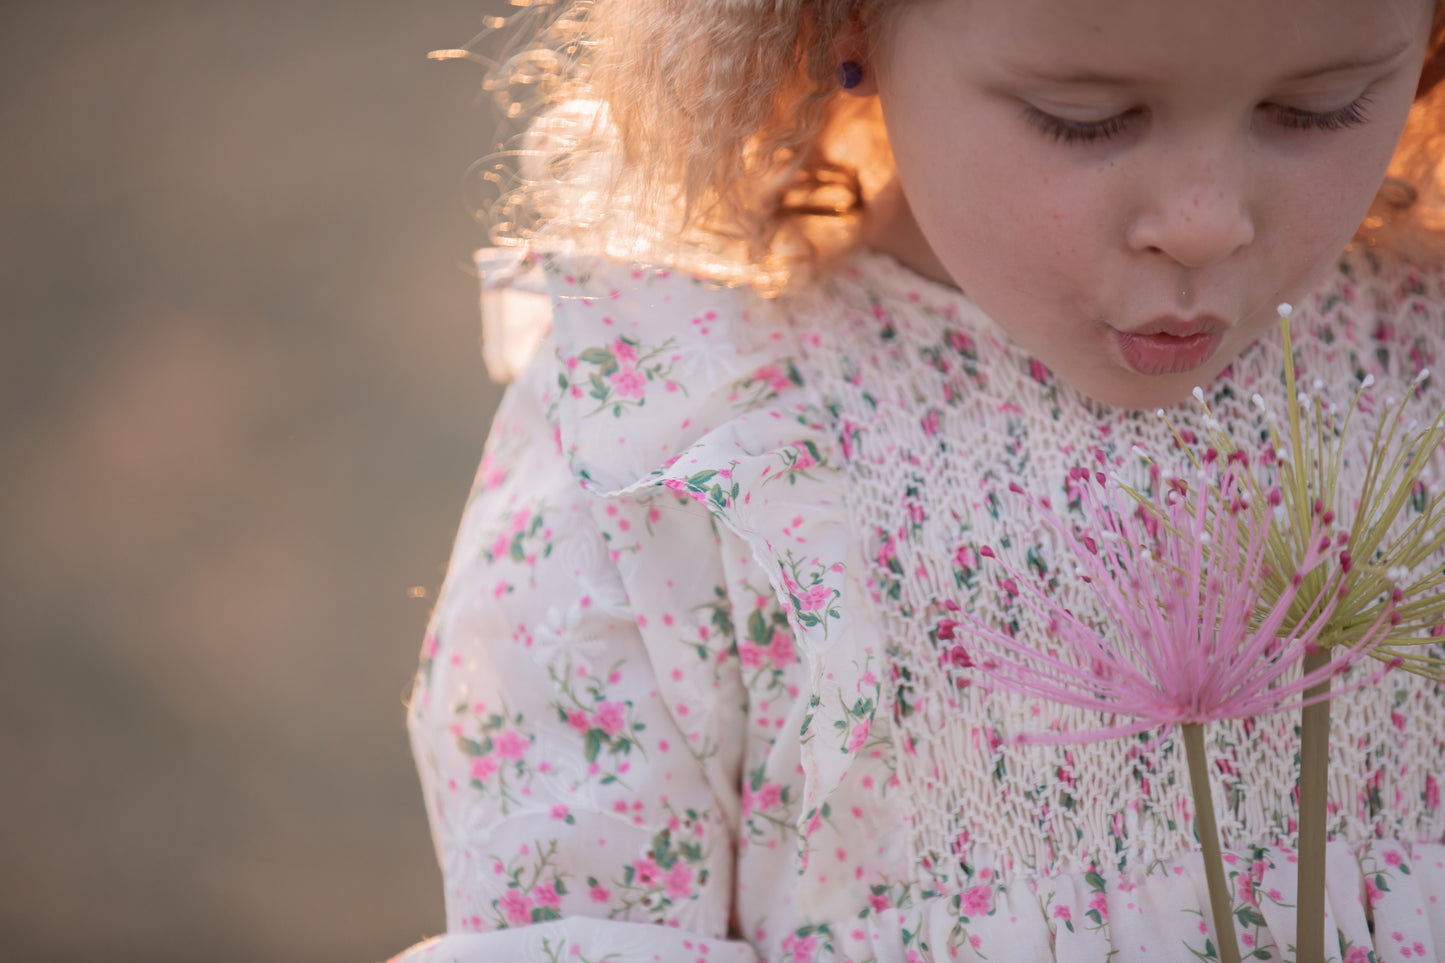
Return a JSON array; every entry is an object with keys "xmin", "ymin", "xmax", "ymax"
[{"xmin": 951, "ymin": 460, "xmax": 1394, "ymax": 743}]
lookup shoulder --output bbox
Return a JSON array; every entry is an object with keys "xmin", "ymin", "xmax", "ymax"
[{"xmin": 481, "ymin": 251, "xmax": 822, "ymax": 500}]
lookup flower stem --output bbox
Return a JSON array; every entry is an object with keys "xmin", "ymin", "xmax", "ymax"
[
  {"xmin": 1182, "ymin": 722, "xmax": 1241, "ymax": 963},
  {"xmin": 1296, "ymin": 649, "xmax": 1331, "ymax": 963}
]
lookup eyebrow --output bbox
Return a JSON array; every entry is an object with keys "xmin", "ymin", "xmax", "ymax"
[{"xmin": 1008, "ymin": 39, "xmax": 1415, "ymax": 87}]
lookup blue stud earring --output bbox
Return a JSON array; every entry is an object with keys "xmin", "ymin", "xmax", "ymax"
[{"xmin": 836, "ymin": 60, "xmax": 863, "ymax": 90}]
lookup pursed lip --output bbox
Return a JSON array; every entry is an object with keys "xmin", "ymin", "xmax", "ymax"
[
  {"xmin": 1125, "ymin": 315, "xmax": 1230, "ymax": 339},
  {"xmin": 1113, "ymin": 315, "xmax": 1229, "ymax": 376}
]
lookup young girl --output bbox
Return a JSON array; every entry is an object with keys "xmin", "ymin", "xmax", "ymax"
[{"xmin": 395, "ymin": 1, "xmax": 1445, "ymax": 960}]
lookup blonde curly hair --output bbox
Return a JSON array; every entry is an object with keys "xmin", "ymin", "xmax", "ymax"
[{"xmin": 448, "ymin": 0, "xmax": 1445, "ymax": 288}]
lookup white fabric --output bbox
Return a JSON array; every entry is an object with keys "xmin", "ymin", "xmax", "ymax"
[{"xmin": 394, "ymin": 246, "xmax": 1445, "ymax": 962}]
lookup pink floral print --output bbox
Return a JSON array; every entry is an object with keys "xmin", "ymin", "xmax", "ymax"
[{"xmin": 393, "ymin": 248, "xmax": 1445, "ymax": 963}]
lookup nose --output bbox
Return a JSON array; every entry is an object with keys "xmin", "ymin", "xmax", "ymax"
[{"xmin": 1126, "ymin": 152, "xmax": 1255, "ymax": 268}]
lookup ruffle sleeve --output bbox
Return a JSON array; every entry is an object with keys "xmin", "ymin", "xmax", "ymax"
[
  {"xmin": 540, "ymin": 253, "xmax": 886, "ymax": 866},
  {"xmin": 393, "ymin": 250, "xmax": 886, "ymax": 962}
]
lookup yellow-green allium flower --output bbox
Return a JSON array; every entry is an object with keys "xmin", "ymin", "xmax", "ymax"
[{"xmin": 1170, "ymin": 304, "xmax": 1445, "ymax": 680}]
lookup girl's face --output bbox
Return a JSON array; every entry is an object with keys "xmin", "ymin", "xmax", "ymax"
[{"xmin": 869, "ymin": 0, "xmax": 1434, "ymax": 408}]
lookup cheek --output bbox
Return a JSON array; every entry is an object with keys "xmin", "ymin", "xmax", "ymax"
[
  {"xmin": 1281, "ymin": 148, "xmax": 1397, "ymax": 268},
  {"xmin": 910, "ymin": 130, "xmax": 1104, "ymax": 275},
  {"xmin": 877, "ymin": 51, "xmax": 1089, "ymax": 274},
  {"xmin": 970, "ymin": 176, "xmax": 1113, "ymax": 314},
  {"xmin": 1283, "ymin": 85, "xmax": 1422, "ymax": 255}
]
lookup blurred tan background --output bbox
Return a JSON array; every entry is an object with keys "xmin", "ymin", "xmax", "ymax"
[{"xmin": 0, "ymin": 2, "xmax": 512, "ymax": 959}]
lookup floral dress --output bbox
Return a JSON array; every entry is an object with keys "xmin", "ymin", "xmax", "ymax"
[{"xmin": 393, "ymin": 246, "xmax": 1445, "ymax": 962}]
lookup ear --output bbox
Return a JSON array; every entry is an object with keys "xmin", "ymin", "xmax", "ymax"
[{"xmin": 833, "ymin": 18, "xmax": 879, "ymax": 97}]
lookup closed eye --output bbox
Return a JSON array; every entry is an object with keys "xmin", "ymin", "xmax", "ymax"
[
  {"xmin": 1023, "ymin": 93, "xmax": 1376, "ymax": 146},
  {"xmin": 1265, "ymin": 94, "xmax": 1373, "ymax": 132},
  {"xmin": 1022, "ymin": 104, "xmax": 1145, "ymax": 145}
]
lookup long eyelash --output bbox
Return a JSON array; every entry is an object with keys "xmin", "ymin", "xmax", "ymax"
[
  {"xmin": 1022, "ymin": 105, "xmax": 1139, "ymax": 145},
  {"xmin": 1270, "ymin": 95, "xmax": 1374, "ymax": 132}
]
